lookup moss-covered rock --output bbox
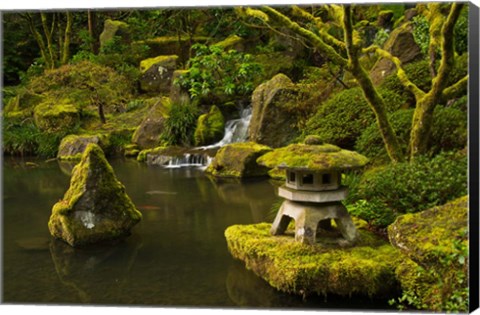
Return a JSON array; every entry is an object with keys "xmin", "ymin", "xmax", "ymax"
[
  {"xmin": 388, "ymin": 197, "xmax": 469, "ymax": 312},
  {"xmin": 388, "ymin": 196, "xmax": 468, "ymax": 268},
  {"xmin": 370, "ymin": 23, "xmax": 422, "ymax": 85},
  {"xmin": 170, "ymin": 70, "xmax": 190, "ymax": 103},
  {"xmin": 213, "ymin": 35, "xmax": 245, "ymax": 51},
  {"xmin": 194, "ymin": 105, "xmax": 225, "ymax": 146},
  {"xmin": 57, "ymin": 134, "xmax": 109, "ymax": 160},
  {"xmin": 99, "ymin": 19, "xmax": 131, "ymax": 49},
  {"xmin": 33, "ymin": 99, "xmax": 80, "ymax": 132},
  {"xmin": 248, "ymin": 73, "xmax": 299, "ymax": 148},
  {"xmin": 139, "ymin": 55, "xmax": 179, "ymax": 94},
  {"xmin": 257, "ymin": 143, "xmax": 369, "ymax": 172},
  {"xmin": 136, "ymin": 145, "xmax": 215, "ymax": 166},
  {"xmin": 225, "ymin": 221, "xmax": 402, "ymax": 297},
  {"xmin": 48, "ymin": 143, "xmax": 142, "ymax": 247},
  {"xmin": 139, "ymin": 36, "xmax": 208, "ymax": 64},
  {"xmin": 124, "ymin": 144, "xmax": 140, "ymax": 158},
  {"xmin": 205, "ymin": 142, "xmax": 272, "ymax": 178},
  {"xmin": 131, "ymin": 98, "xmax": 168, "ymax": 149}
]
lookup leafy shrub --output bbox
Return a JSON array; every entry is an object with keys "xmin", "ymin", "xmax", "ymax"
[
  {"xmin": 412, "ymin": 15, "xmax": 430, "ymax": 55},
  {"xmin": 27, "ymin": 61, "xmax": 132, "ymax": 115},
  {"xmin": 3, "ymin": 115, "xmax": 40, "ymax": 156},
  {"xmin": 355, "ymin": 107, "xmax": 467, "ymax": 164},
  {"xmin": 380, "ymin": 60, "xmax": 432, "ymax": 105},
  {"xmin": 176, "ymin": 43, "xmax": 263, "ymax": 100},
  {"xmin": 303, "ymin": 87, "xmax": 406, "ymax": 149},
  {"xmin": 160, "ymin": 98, "xmax": 199, "ymax": 146},
  {"xmin": 373, "ymin": 28, "xmax": 390, "ymax": 47},
  {"xmin": 347, "ymin": 152, "xmax": 467, "ymax": 228},
  {"xmin": 3, "ymin": 113, "xmax": 69, "ymax": 158}
]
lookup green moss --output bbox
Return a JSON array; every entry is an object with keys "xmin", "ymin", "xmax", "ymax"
[
  {"xmin": 49, "ymin": 143, "xmax": 142, "ymax": 247},
  {"xmin": 194, "ymin": 105, "xmax": 225, "ymax": 146},
  {"xmin": 388, "ymin": 196, "xmax": 468, "ymax": 266},
  {"xmin": 303, "ymin": 87, "xmax": 406, "ymax": 149},
  {"xmin": 206, "ymin": 142, "xmax": 272, "ymax": 178},
  {"xmin": 213, "ymin": 35, "xmax": 244, "ymax": 50},
  {"xmin": 33, "ymin": 99, "xmax": 80, "ymax": 132},
  {"xmin": 139, "ymin": 55, "xmax": 178, "ymax": 73},
  {"xmin": 99, "ymin": 19, "xmax": 131, "ymax": 48},
  {"xmin": 225, "ymin": 221, "xmax": 402, "ymax": 297},
  {"xmin": 389, "ymin": 197, "xmax": 469, "ymax": 312},
  {"xmin": 257, "ymin": 143, "xmax": 369, "ymax": 171},
  {"xmin": 4, "ymin": 88, "xmax": 43, "ymax": 113}
]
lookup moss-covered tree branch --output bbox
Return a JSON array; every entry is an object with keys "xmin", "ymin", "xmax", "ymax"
[
  {"xmin": 260, "ymin": 6, "xmax": 348, "ymax": 67},
  {"xmin": 442, "ymin": 75, "xmax": 468, "ymax": 101},
  {"xmin": 343, "ymin": 6, "xmax": 404, "ymax": 162},
  {"xmin": 290, "ymin": 5, "xmax": 347, "ymax": 54},
  {"xmin": 409, "ymin": 3, "xmax": 464, "ymax": 159},
  {"xmin": 364, "ymin": 45, "xmax": 426, "ymax": 99}
]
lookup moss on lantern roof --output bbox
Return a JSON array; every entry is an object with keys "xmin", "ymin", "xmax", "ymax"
[{"xmin": 257, "ymin": 143, "xmax": 369, "ymax": 171}]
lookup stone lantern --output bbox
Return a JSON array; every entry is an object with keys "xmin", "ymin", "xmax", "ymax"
[{"xmin": 257, "ymin": 143, "xmax": 369, "ymax": 245}]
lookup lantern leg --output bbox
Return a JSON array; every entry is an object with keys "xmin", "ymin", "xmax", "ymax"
[{"xmin": 270, "ymin": 201, "xmax": 292, "ymax": 235}]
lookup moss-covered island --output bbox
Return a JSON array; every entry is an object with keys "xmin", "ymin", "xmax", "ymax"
[
  {"xmin": 225, "ymin": 220, "xmax": 402, "ymax": 297},
  {"xmin": 48, "ymin": 143, "xmax": 142, "ymax": 247}
]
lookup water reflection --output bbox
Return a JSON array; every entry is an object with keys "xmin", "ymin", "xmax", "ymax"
[{"xmin": 49, "ymin": 236, "xmax": 143, "ymax": 304}]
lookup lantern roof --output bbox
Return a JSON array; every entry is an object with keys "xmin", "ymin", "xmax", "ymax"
[{"xmin": 257, "ymin": 143, "xmax": 369, "ymax": 171}]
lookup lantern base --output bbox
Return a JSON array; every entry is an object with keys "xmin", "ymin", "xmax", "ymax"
[{"xmin": 270, "ymin": 200, "xmax": 358, "ymax": 245}]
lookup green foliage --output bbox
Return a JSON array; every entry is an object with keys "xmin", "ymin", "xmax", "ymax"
[
  {"xmin": 373, "ymin": 28, "xmax": 390, "ymax": 47},
  {"xmin": 3, "ymin": 114, "xmax": 69, "ymax": 158},
  {"xmin": 3, "ymin": 115, "xmax": 40, "ymax": 156},
  {"xmin": 412, "ymin": 15, "xmax": 430, "ymax": 55},
  {"xmin": 194, "ymin": 105, "xmax": 225, "ymax": 146},
  {"xmin": 347, "ymin": 152, "xmax": 467, "ymax": 228},
  {"xmin": 27, "ymin": 61, "xmax": 132, "ymax": 114},
  {"xmin": 380, "ymin": 60, "xmax": 432, "ymax": 104},
  {"xmin": 160, "ymin": 98, "xmax": 199, "ymax": 146},
  {"xmin": 453, "ymin": 7, "xmax": 469, "ymax": 55},
  {"xmin": 176, "ymin": 43, "xmax": 263, "ymax": 100},
  {"xmin": 355, "ymin": 107, "xmax": 467, "ymax": 164},
  {"xmin": 303, "ymin": 87, "xmax": 406, "ymax": 149}
]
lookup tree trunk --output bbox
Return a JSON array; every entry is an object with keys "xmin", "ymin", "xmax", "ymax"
[
  {"xmin": 409, "ymin": 3, "xmax": 463, "ymax": 159},
  {"xmin": 61, "ymin": 11, "xmax": 73, "ymax": 65},
  {"xmin": 40, "ymin": 13, "xmax": 56, "ymax": 69},
  {"xmin": 343, "ymin": 6, "xmax": 405, "ymax": 162},
  {"xmin": 88, "ymin": 10, "xmax": 99, "ymax": 54}
]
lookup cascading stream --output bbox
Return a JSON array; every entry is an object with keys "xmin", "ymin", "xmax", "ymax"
[{"xmin": 163, "ymin": 106, "xmax": 252, "ymax": 169}]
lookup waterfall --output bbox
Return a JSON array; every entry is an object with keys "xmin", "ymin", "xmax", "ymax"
[
  {"xmin": 200, "ymin": 107, "xmax": 252, "ymax": 150},
  {"xmin": 153, "ymin": 106, "xmax": 253, "ymax": 169}
]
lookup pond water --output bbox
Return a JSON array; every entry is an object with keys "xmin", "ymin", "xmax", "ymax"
[{"xmin": 2, "ymin": 157, "xmax": 393, "ymax": 310}]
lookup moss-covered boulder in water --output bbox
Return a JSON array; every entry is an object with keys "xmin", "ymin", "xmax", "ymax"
[
  {"xmin": 225, "ymin": 221, "xmax": 402, "ymax": 297},
  {"xmin": 48, "ymin": 143, "xmax": 142, "ymax": 247},
  {"xmin": 99, "ymin": 19, "xmax": 131, "ymax": 49},
  {"xmin": 57, "ymin": 134, "xmax": 109, "ymax": 160},
  {"xmin": 205, "ymin": 142, "xmax": 272, "ymax": 178},
  {"xmin": 248, "ymin": 73, "xmax": 299, "ymax": 148},
  {"xmin": 139, "ymin": 55, "xmax": 179, "ymax": 94},
  {"xmin": 388, "ymin": 197, "xmax": 469, "ymax": 312},
  {"xmin": 194, "ymin": 105, "xmax": 225, "ymax": 146},
  {"xmin": 33, "ymin": 100, "xmax": 80, "ymax": 132}
]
